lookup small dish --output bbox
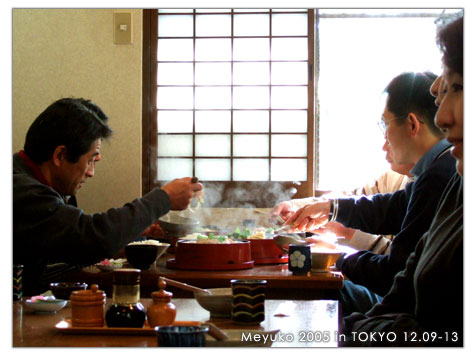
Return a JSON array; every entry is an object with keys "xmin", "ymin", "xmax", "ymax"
[
  {"xmin": 96, "ymin": 264, "xmax": 118, "ymax": 272},
  {"xmin": 95, "ymin": 258, "xmax": 127, "ymax": 271},
  {"xmin": 25, "ymin": 299, "xmax": 67, "ymax": 313},
  {"xmin": 50, "ymin": 282, "xmax": 88, "ymax": 300}
]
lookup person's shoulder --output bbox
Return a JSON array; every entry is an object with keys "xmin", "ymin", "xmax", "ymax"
[
  {"xmin": 410, "ymin": 153, "xmax": 457, "ymax": 196},
  {"xmin": 436, "ymin": 148, "xmax": 456, "ymax": 165},
  {"xmin": 425, "ymin": 150, "xmax": 457, "ymax": 178},
  {"xmin": 13, "ymin": 171, "xmax": 61, "ymax": 201}
]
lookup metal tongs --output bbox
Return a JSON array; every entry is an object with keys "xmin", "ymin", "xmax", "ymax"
[
  {"xmin": 271, "ymin": 214, "xmax": 296, "ymax": 235},
  {"xmin": 272, "ymin": 224, "xmax": 294, "ymax": 235}
]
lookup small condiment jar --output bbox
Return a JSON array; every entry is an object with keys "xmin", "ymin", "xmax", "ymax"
[
  {"xmin": 105, "ymin": 268, "xmax": 146, "ymax": 328},
  {"xmin": 70, "ymin": 284, "xmax": 106, "ymax": 327},
  {"xmin": 147, "ymin": 278, "xmax": 176, "ymax": 328}
]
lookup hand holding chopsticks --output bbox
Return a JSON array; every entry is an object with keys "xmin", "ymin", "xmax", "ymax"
[
  {"xmin": 284, "ymin": 200, "xmax": 333, "ymax": 232},
  {"xmin": 162, "ymin": 177, "xmax": 204, "ymax": 210}
]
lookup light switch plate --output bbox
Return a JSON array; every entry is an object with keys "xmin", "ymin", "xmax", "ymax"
[{"xmin": 114, "ymin": 12, "xmax": 132, "ymax": 44}]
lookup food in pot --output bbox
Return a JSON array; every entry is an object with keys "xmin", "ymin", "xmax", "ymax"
[
  {"xmin": 248, "ymin": 230, "xmax": 268, "ymax": 239},
  {"xmin": 185, "ymin": 227, "xmax": 276, "ymax": 242},
  {"xmin": 228, "ymin": 227, "xmax": 275, "ymax": 240},
  {"xmin": 181, "ymin": 232, "xmax": 234, "ymax": 243},
  {"xmin": 196, "ymin": 233, "xmax": 233, "ymax": 244},
  {"xmin": 228, "ymin": 227, "xmax": 251, "ymax": 239},
  {"xmin": 182, "ymin": 233, "xmax": 207, "ymax": 240},
  {"xmin": 128, "ymin": 239, "xmax": 164, "ymax": 246}
]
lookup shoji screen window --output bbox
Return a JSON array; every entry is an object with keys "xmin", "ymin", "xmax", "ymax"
[{"xmin": 149, "ymin": 9, "xmax": 315, "ymax": 206}]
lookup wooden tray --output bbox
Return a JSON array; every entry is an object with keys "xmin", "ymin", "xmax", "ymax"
[
  {"xmin": 55, "ymin": 319, "xmax": 278, "ymax": 346},
  {"xmin": 206, "ymin": 329, "xmax": 279, "ymax": 347},
  {"xmin": 55, "ymin": 319, "xmax": 200, "ymax": 335}
]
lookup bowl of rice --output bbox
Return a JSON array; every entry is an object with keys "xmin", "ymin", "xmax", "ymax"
[{"xmin": 125, "ymin": 240, "xmax": 170, "ymax": 270}]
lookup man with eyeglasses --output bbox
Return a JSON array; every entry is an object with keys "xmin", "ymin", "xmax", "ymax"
[
  {"xmin": 307, "ymin": 140, "xmax": 414, "ymax": 256},
  {"xmin": 282, "ymin": 71, "xmax": 456, "ymax": 316}
]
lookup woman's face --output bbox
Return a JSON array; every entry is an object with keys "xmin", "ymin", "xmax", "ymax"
[{"xmin": 431, "ymin": 70, "xmax": 464, "ymax": 175}]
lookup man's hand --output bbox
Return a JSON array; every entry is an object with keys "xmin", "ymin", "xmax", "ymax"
[
  {"xmin": 141, "ymin": 221, "xmax": 166, "ymax": 238},
  {"xmin": 269, "ymin": 201, "xmax": 295, "ymax": 224},
  {"xmin": 162, "ymin": 177, "xmax": 203, "ymax": 211},
  {"xmin": 285, "ymin": 200, "xmax": 332, "ymax": 232},
  {"xmin": 313, "ymin": 221, "xmax": 356, "ymax": 240},
  {"xmin": 305, "ymin": 235, "xmax": 338, "ymax": 249}
]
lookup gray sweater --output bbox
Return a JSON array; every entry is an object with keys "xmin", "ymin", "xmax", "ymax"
[{"xmin": 13, "ymin": 152, "xmax": 171, "ymax": 295}]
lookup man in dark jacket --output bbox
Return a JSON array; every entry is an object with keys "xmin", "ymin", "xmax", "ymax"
[
  {"xmin": 285, "ymin": 71, "xmax": 456, "ymax": 316},
  {"xmin": 341, "ymin": 16, "xmax": 463, "ymax": 345},
  {"xmin": 13, "ymin": 98, "xmax": 202, "ymax": 295}
]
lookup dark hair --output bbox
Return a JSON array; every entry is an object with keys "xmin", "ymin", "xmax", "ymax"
[
  {"xmin": 24, "ymin": 98, "xmax": 113, "ymax": 164},
  {"xmin": 384, "ymin": 71, "xmax": 442, "ymax": 137},
  {"xmin": 437, "ymin": 16, "xmax": 463, "ymax": 75}
]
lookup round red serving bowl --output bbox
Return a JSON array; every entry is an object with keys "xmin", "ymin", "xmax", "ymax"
[
  {"xmin": 246, "ymin": 238, "xmax": 288, "ymax": 264},
  {"xmin": 166, "ymin": 240, "xmax": 254, "ymax": 270}
]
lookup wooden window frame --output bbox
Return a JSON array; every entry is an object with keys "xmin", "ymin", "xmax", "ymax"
[{"xmin": 142, "ymin": 9, "xmax": 316, "ymax": 207}]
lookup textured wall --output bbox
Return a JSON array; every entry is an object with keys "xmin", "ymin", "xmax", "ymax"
[{"xmin": 12, "ymin": 9, "xmax": 143, "ymax": 213}]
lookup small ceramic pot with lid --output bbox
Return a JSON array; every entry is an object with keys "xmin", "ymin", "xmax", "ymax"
[
  {"xmin": 70, "ymin": 284, "xmax": 106, "ymax": 327},
  {"xmin": 147, "ymin": 277, "xmax": 176, "ymax": 327}
]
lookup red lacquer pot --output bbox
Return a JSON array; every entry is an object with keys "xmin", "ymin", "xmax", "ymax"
[
  {"xmin": 166, "ymin": 240, "xmax": 254, "ymax": 270},
  {"xmin": 246, "ymin": 238, "xmax": 288, "ymax": 264}
]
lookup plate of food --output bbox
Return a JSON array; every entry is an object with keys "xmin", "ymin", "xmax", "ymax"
[
  {"xmin": 25, "ymin": 295, "xmax": 67, "ymax": 313},
  {"xmin": 95, "ymin": 258, "xmax": 127, "ymax": 271}
]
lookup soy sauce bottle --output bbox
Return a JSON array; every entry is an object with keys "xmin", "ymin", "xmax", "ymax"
[{"xmin": 105, "ymin": 269, "xmax": 146, "ymax": 328}]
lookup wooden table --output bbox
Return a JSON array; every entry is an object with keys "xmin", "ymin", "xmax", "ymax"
[
  {"xmin": 13, "ymin": 298, "xmax": 340, "ymax": 347},
  {"xmin": 64, "ymin": 254, "xmax": 343, "ymax": 299}
]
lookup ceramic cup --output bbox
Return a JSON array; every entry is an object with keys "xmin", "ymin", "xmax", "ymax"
[
  {"xmin": 231, "ymin": 279, "xmax": 266, "ymax": 325},
  {"xmin": 288, "ymin": 244, "xmax": 311, "ymax": 275},
  {"xmin": 155, "ymin": 325, "xmax": 209, "ymax": 347},
  {"xmin": 13, "ymin": 264, "xmax": 23, "ymax": 303}
]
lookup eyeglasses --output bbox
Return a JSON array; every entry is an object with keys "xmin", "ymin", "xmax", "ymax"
[
  {"xmin": 377, "ymin": 114, "xmax": 408, "ymax": 133},
  {"xmin": 378, "ymin": 114, "xmax": 426, "ymax": 133}
]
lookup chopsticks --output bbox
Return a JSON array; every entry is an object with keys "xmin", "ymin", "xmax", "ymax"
[
  {"xmin": 190, "ymin": 177, "xmax": 204, "ymax": 211},
  {"xmin": 203, "ymin": 322, "xmax": 229, "ymax": 341},
  {"xmin": 160, "ymin": 277, "xmax": 212, "ymax": 295}
]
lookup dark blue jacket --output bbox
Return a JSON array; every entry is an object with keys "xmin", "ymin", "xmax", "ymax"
[
  {"xmin": 335, "ymin": 144, "xmax": 456, "ymax": 296},
  {"xmin": 342, "ymin": 174, "xmax": 463, "ymax": 346}
]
